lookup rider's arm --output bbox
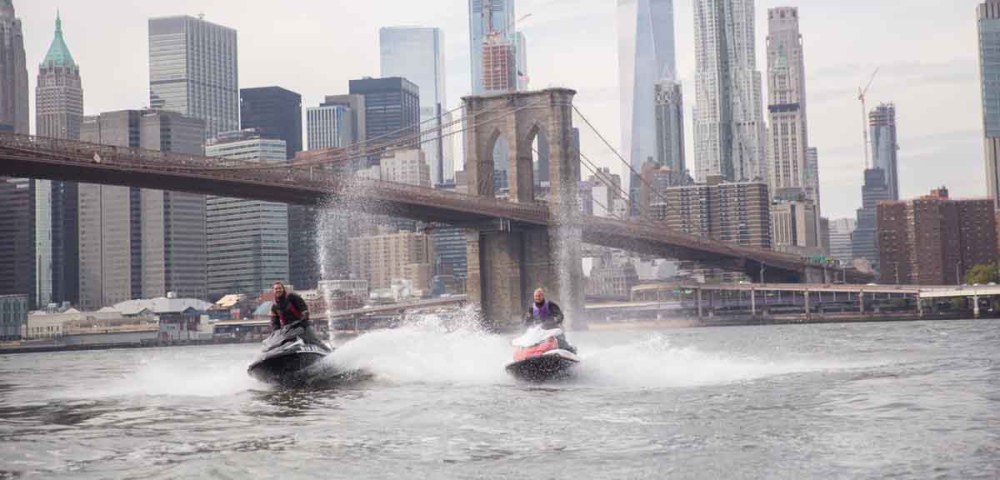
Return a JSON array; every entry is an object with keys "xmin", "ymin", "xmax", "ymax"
[
  {"xmin": 549, "ymin": 303, "xmax": 564, "ymax": 325},
  {"xmin": 293, "ymin": 294, "xmax": 310, "ymax": 322},
  {"xmin": 523, "ymin": 308, "xmax": 534, "ymax": 326},
  {"xmin": 269, "ymin": 305, "xmax": 281, "ymax": 331}
]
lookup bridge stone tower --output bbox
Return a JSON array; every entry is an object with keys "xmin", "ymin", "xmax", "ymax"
[{"xmin": 463, "ymin": 88, "xmax": 585, "ymax": 331}]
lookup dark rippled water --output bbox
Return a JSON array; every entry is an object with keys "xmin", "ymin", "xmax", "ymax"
[{"xmin": 1, "ymin": 318, "xmax": 998, "ymax": 479}]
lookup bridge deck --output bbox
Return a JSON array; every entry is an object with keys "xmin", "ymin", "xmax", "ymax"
[{"xmin": 0, "ymin": 133, "xmax": 870, "ymax": 281}]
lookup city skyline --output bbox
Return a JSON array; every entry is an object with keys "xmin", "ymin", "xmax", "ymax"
[{"xmin": 14, "ymin": 0, "xmax": 987, "ymax": 220}]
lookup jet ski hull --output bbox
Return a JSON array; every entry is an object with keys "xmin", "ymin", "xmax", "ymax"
[
  {"xmin": 505, "ymin": 350, "xmax": 579, "ymax": 383},
  {"xmin": 248, "ymin": 345, "xmax": 330, "ymax": 386}
]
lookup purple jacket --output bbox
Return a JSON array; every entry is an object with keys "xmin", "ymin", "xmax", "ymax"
[{"xmin": 525, "ymin": 300, "xmax": 564, "ymax": 326}]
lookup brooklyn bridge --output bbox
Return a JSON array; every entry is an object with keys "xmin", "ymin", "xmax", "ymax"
[{"xmin": 0, "ymin": 89, "xmax": 870, "ymax": 324}]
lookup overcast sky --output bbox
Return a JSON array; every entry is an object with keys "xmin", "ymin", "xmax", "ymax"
[{"xmin": 17, "ymin": 0, "xmax": 986, "ymax": 219}]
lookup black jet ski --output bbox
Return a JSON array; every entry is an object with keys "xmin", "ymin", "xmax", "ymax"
[
  {"xmin": 505, "ymin": 325, "xmax": 580, "ymax": 382},
  {"xmin": 248, "ymin": 320, "xmax": 333, "ymax": 386}
]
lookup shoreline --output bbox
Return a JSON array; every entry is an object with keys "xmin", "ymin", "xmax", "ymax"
[
  {"xmin": 584, "ymin": 313, "xmax": 990, "ymax": 331},
  {"xmin": 1, "ymin": 315, "xmax": 992, "ymax": 354}
]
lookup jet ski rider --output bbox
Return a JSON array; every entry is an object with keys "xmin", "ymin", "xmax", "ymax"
[
  {"xmin": 270, "ymin": 281, "xmax": 325, "ymax": 346},
  {"xmin": 524, "ymin": 288, "xmax": 576, "ymax": 353}
]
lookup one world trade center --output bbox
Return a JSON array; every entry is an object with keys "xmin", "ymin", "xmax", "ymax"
[{"xmin": 618, "ymin": 0, "xmax": 682, "ymax": 213}]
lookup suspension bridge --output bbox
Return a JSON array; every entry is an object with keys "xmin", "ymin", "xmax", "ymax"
[{"xmin": 0, "ymin": 88, "xmax": 871, "ymax": 326}]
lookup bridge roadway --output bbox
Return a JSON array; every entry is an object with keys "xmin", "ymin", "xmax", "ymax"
[{"xmin": 0, "ymin": 133, "xmax": 869, "ymax": 282}]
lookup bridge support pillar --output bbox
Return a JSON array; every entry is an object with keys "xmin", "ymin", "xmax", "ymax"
[
  {"xmin": 462, "ymin": 88, "xmax": 584, "ymax": 330},
  {"xmin": 974, "ymin": 294, "xmax": 980, "ymax": 318},
  {"xmin": 465, "ymin": 226, "xmax": 584, "ymax": 331},
  {"xmin": 804, "ymin": 290, "xmax": 811, "ymax": 321},
  {"xmin": 696, "ymin": 288, "xmax": 703, "ymax": 320}
]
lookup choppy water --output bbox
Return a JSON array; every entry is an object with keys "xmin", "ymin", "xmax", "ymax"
[{"xmin": 1, "ymin": 318, "xmax": 998, "ymax": 479}]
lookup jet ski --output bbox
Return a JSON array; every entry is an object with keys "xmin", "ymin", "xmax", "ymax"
[
  {"xmin": 247, "ymin": 320, "xmax": 333, "ymax": 386},
  {"xmin": 505, "ymin": 325, "xmax": 580, "ymax": 382}
]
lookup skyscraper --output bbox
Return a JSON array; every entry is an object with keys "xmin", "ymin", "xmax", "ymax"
[
  {"xmin": 481, "ymin": 41, "xmax": 517, "ymax": 93},
  {"xmin": 239, "ymin": 87, "xmax": 302, "ymax": 160},
  {"xmin": 307, "ymin": 104, "xmax": 354, "ymax": 151},
  {"xmin": 206, "ymin": 131, "xmax": 289, "ymax": 298},
  {"xmin": 308, "ymin": 94, "xmax": 365, "ymax": 151},
  {"xmin": 468, "ymin": 0, "xmax": 519, "ymax": 94},
  {"xmin": 618, "ymin": 0, "xmax": 678, "ymax": 205},
  {"xmin": 980, "ymin": 1, "xmax": 1000, "ymax": 210},
  {"xmin": 348, "ymin": 77, "xmax": 421, "ymax": 155},
  {"xmin": 79, "ymin": 112, "xmax": 139, "ymax": 309},
  {"xmin": 0, "ymin": 179, "xmax": 33, "ymax": 307},
  {"xmin": 36, "ymin": 13, "xmax": 82, "ymax": 140},
  {"xmin": 770, "ymin": 200, "xmax": 820, "ymax": 256},
  {"xmin": 148, "ymin": 15, "xmax": 238, "ymax": 139},
  {"xmin": 804, "ymin": 147, "xmax": 820, "ymax": 206},
  {"xmin": 138, "ymin": 112, "xmax": 206, "ymax": 301},
  {"xmin": 380, "ymin": 27, "xmax": 449, "ymax": 185},
  {"xmin": 470, "ymin": 0, "xmax": 527, "ymax": 188},
  {"xmin": 654, "ymin": 81, "xmax": 685, "ymax": 176},
  {"xmin": 36, "ymin": 12, "xmax": 83, "ymax": 307},
  {"xmin": 766, "ymin": 7, "xmax": 809, "ymax": 199},
  {"xmin": 300, "ymin": 94, "xmax": 366, "ymax": 291},
  {"xmin": 828, "ymin": 218, "xmax": 856, "ymax": 266},
  {"xmin": 515, "ymin": 32, "xmax": 528, "ymax": 91},
  {"xmin": 870, "ymin": 103, "xmax": 899, "ymax": 200},
  {"xmin": 765, "ymin": 7, "xmax": 821, "ymax": 255},
  {"xmin": 0, "ymin": 0, "xmax": 28, "ymax": 134},
  {"xmin": 79, "ymin": 110, "xmax": 205, "ymax": 309},
  {"xmin": 693, "ymin": 0, "xmax": 766, "ymax": 183},
  {"xmin": 852, "ymin": 168, "xmax": 892, "ymax": 274},
  {"xmin": 0, "ymin": 0, "xmax": 31, "ymax": 307}
]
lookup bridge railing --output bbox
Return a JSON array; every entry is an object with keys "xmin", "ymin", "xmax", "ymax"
[{"xmin": 0, "ymin": 133, "xmax": 552, "ymax": 223}]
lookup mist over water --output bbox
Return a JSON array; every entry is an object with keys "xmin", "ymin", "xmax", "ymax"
[{"xmin": 313, "ymin": 173, "xmax": 389, "ymax": 343}]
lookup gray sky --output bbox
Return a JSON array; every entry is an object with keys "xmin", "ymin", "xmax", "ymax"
[{"xmin": 18, "ymin": 0, "xmax": 986, "ymax": 220}]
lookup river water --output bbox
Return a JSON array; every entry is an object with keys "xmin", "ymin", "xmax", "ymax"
[{"xmin": 1, "ymin": 317, "xmax": 998, "ymax": 479}]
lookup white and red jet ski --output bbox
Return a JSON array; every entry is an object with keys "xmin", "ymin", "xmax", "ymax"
[{"xmin": 504, "ymin": 325, "xmax": 580, "ymax": 382}]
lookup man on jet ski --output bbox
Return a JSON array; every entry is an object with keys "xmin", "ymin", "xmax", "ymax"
[
  {"xmin": 270, "ymin": 281, "xmax": 325, "ymax": 347},
  {"xmin": 523, "ymin": 288, "xmax": 576, "ymax": 353}
]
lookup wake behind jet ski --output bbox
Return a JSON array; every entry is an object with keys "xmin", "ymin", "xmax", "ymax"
[{"xmin": 505, "ymin": 288, "xmax": 580, "ymax": 382}]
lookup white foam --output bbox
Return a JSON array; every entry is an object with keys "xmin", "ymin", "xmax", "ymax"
[
  {"xmin": 329, "ymin": 317, "xmax": 851, "ymax": 389},
  {"xmin": 331, "ymin": 317, "xmax": 852, "ymax": 389},
  {"xmin": 329, "ymin": 311, "xmax": 512, "ymax": 385},
  {"xmin": 575, "ymin": 333, "xmax": 848, "ymax": 388},
  {"xmin": 68, "ymin": 349, "xmax": 263, "ymax": 399},
  {"xmin": 55, "ymin": 320, "xmax": 857, "ymax": 399}
]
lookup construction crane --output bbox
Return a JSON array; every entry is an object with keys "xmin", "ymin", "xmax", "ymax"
[
  {"xmin": 481, "ymin": 0, "xmax": 532, "ymax": 92},
  {"xmin": 858, "ymin": 67, "xmax": 880, "ymax": 169},
  {"xmin": 482, "ymin": 0, "xmax": 532, "ymax": 41}
]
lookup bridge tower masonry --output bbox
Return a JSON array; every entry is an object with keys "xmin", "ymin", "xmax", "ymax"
[{"xmin": 463, "ymin": 88, "xmax": 585, "ymax": 331}]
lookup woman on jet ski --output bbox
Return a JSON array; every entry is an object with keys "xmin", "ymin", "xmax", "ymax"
[
  {"xmin": 523, "ymin": 288, "xmax": 576, "ymax": 353},
  {"xmin": 270, "ymin": 281, "xmax": 325, "ymax": 346}
]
